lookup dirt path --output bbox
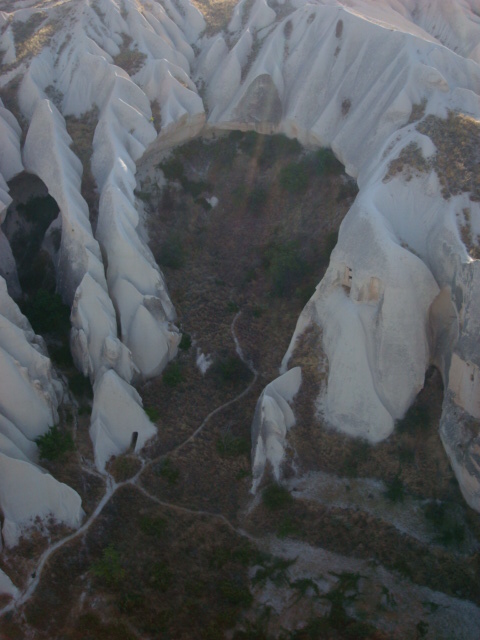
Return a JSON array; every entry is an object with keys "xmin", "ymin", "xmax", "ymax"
[{"xmin": 0, "ymin": 310, "xmax": 258, "ymax": 617}]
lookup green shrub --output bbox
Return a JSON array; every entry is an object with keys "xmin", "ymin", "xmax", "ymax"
[
  {"xmin": 68, "ymin": 372, "xmax": 93, "ymax": 399},
  {"xmin": 179, "ymin": 332, "xmax": 192, "ymax": 350},
  {"xmin": 397, "ymin": 403, "xmax": 430, "ymax": 434},
  {"xmin": 239, "ymin": 131, "xmax": 260, "ymax": 156},
  {"xmin": 163, "ymin": 361, "xmax": 183, "ymax": 387},
  {"xmin": 248, "ymin": 185, "xmax": 268, "ymax": 211},
  {"xmin": 279, "ymin": 161, "xmax": 309, "ymax": 193},
  {"xmin": 257, "ymin": 134, "xmax": 302, "ymax": 167},
  {"xmin": 436, "ymin": 523, "xmax": 465, "ymax": 547},
  {"xmin": 156, "ymin": 457, "xmax": 180, "ymax": 484},
  {"xmin": 49, "ymin": 341, "xmax": 74, "ymax": 368},
  {"xmin": 184, "ymin": 178, "xmax": 211, "ymax": 198},
  {"xmin": 262, "ymin": 483, "xmax": 293, "ymax": 511},
  {"xmin": 157, "ymin": 234, "xmax": 185, "ymax": 269},
  {"xmin": 314, "ymin": 148, "xmax": 344, "ymax": 175},
  {"xmin": 195, "ymin": 196, "xmax": 212, "ymax": 211},
  {"xmin": 212, "ymin": 354, "xmax": 250, "ymax": 384},
  {"xmin": 264, "ymin": 241, "xmax": 308, "ymax": 297},
  {"xmin": 21, "ymin": 288, "xmax": 70, "ymax": 335},
  {"xmin": 424, "ymin": 501, "xmax": 466, "ymax": 547},
  {"xmin": 277, "ymin": 515, "xmax": 301, "ymax": 539},
  {"xmin": 226, "ymin": 301, "xmax": 240, "ymax": 313},
  {"xmin": 139, "ymin": 515, "xmax": 168, "ymax": 538},
  {"xmin": 150, "ymin": 562, "xmax": 173, "ymax": 592},
  {"xmin": 35, "ymin": 425, "xmax": 74, "ymax": 461},
  {"xmin": 218, "ymin": 579, "xmax": 253, "ymax": 607},
  {"xmin": 159, "ymin": 158, "xmax": 185, "ymax": 181},
  {"xmin": 78, "ymin": 404, "xmax": 91, "ymax": 416},
  {"xmin": 92, "ymin": 545, "xmax": 125, "ymax": 587},
  {"xmin": 216, "ymin": 433, "xmax": 250, "ymax": 457},
  {"xmin": 384, "ymin": 475, "xmax": 405, "ymax": 503},
  {"xmin": 144, "ymin": 405, "xmax": 160, "ymax": 422},
  {"xmin": 109, "ymin": 455, "xmax": 141, "ymax": 482}
]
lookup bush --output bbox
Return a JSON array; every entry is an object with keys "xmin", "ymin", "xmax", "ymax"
[
  {"xmin": 159, "ymin": 158, "xmax": 185, "ymax": 181},
  {"xmin": 109, "ymin": 455, "xmax": 141, "ymax": 482},
  {"xmin": 179, "ymin": 332, "xmax": 192, "ymax": 351},
  {"xmin": 21, "ymin": 288, "xmax": 70, "ymax": 335},
  {"xmin": 144, "ymin": 406, "xmax": 160, "ymax": 422},
  {"xmin": 424, "ymin": 501, "xmax": 466, "ymax": 547},
  {"xmin": 384, "ymin": 475, "xmax": 405, "ymax": 503},
  {"xmin": 156, "ymin": 457, "xmax": 180, "ymax": 484},
  {"xmin": 92, "ymin": 545, "xmax": 125, "ymax": 587},
  {"xmin": 248, "ymin": 185, "xmax": 268, "ymax": 211},
  {"xmin": 262, "ymin": 483, "xmax": 293, "ymax": 510},
  {"xmin": 212, "ymin": 354, "xmax": 250, "ymax": 384},
  {"xmin": 68, "ymin": 372, "xmax": 93, "ymax": 399},
  {"xmin": 226, "ymin": 301, "xmax": 240, "ymax": 313},
  {"xmin": 264, "ymin": 241, "xmax": 308, "ymax": 297},
  {"xmin": 216, "ymin": 433, "xmax": 250, "ymax": 457},
  {"xmin": 157, "ymin": 234, "xmax": 185, "ymax": 269},
  {"xmin": 139, "ymin": 515, "xmax": 168, "ymax": 538},
  {"xmin": 279, "ymin": 161, "xmax": 309, "ymax": 193},
  {"xmin": 150, "ymin": 561, "xmax": 173, "ymax": 592},
  {"xmin": 35, "ymin": 425, "xmax": 74, "ymax": 461},
  {"xmin": 397, "ymin": 403, "xmax": 430, "ymax": 434},
  {"xmin": 314, "ymin": 148, "xmax": 344, "ymax": 175},
  {"xmin": 163, "ymin": 362, "xmax": 183, "ymax": 387},
  {"xmin": 218, "ymin": 579, "xmax": 253, "ymax": 607}
]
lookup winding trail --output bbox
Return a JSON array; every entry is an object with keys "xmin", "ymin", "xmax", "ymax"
[{"xmin": 0, "ymin": 311, "xmax": 258, "ymax": 617}]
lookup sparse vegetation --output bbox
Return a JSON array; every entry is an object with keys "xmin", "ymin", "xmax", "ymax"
[
  {"xmin": 35, "ymin": 425, "xmax": 74, "ymax": 461},
  {"xmin": 279, "ymin": 161, "xmax": 310, "ymax": 193},
  {"xmin": 157, "ymin": 233, "xmax": 186, "ymax": 269},
  {"xmin": 179, "ymin": 332, "xmax": 192, "ymax": 350},
  {"xmin": 263, "ymin": 240, "xmax": 309, "ymax": 296},
  {"xmin": 417, "ymin": 110, "xmax": 480, "ymax": 200},
  {"xmin": 216, "ymin": 432, "xmax": 249, "ymax": 457},
  {"xmin": 21, "ymin": 288, "xmax": 70, "ymax": 335},
  {"xmin": 262, "ymin": 483, "xmax": 293, "ymax": 510},
  {"xmin": 113, "ymin": 34, "xmax": 146, "ymax": 76},
  {"xmin": 9, "ymin": 13, "xmax": 55, "ymax": 66},
  {"xmin": 144, "ymin": 405, "xmax": 160, "ymax": 422},
  {"xmin": 384, "ymin": 474, "xmax": 405, "ymax": 503},
  {"xmin": 92, "ymin": 545, "xmax": 126, "ymax": 587},
  {"xmin": 397, "ymin": 403, "xmax": 430, "ymax": 434},
  {"xmin": 139, "ymin": 514, "xmax": 168, "ymax": 538},
  {"xmin": 384, "ymin": 142, "xmax": 430, "ymax": 182},
  {"xmin": 162, "ymin": 361, "xmax": 184, "ymax": 387},
  {"xmin": 211, "ymin": 354, "xmax": 251, "ymax": 385},
  {"xmin": 108, "ymin": 455, "xmax": 141, "ymax": 482},
  {"xmin": 156, "ymin": 457, "xmax": 180, "ymax": 484}
]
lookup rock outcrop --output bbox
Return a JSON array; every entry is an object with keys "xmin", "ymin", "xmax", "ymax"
[{"xmin": 1, "ymin": 0, "xmax": 480, "ymax": 544}]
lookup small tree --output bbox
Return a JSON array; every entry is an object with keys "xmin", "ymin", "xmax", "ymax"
[{"xmin": 35, "ymin": 425, "xmax": 74, "ymax": 461}]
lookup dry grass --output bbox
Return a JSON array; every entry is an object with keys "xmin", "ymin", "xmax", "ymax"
[
  {"xmin": 7, "ymin": 13, "xmax": 55, "ymax": 68},
  {"xmin": 112, "ymin": 33, "xmax": 146, "ymax": 76},
  {"xmin": 65, "ymin": 107, "xmax": 99, "ymax": 229},
  {"xmin": 385, "ymin": 111, "xmax": 480, "ymax": 203},
  {"xmin": 384, "ymin": 141, "xmax": 430, "ymax": 182},
  {"xmin": 417, "ymin": 110, "xmax": 480, "ymax": 200},
  {"xmin": 191, "ymin": 0, "xmax": 239, "ymax": 35},
  {"xmin": 407, "ymin": 97, "xmax": 427, "ymax": 124}
]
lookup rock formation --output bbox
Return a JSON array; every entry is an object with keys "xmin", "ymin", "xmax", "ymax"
[{"xmin": 1, "ymin": 0, "xmax": 480, "ymax": 551}]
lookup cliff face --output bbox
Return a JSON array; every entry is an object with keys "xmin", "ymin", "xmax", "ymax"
[{"xmin": 1, "ymin": 0, "xmax": 480, "ymax": 550}]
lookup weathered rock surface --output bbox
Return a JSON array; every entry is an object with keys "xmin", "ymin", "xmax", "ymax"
[{"xmin": 1, "ymin": 0, "xmax": 480, "ymax": 549}]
